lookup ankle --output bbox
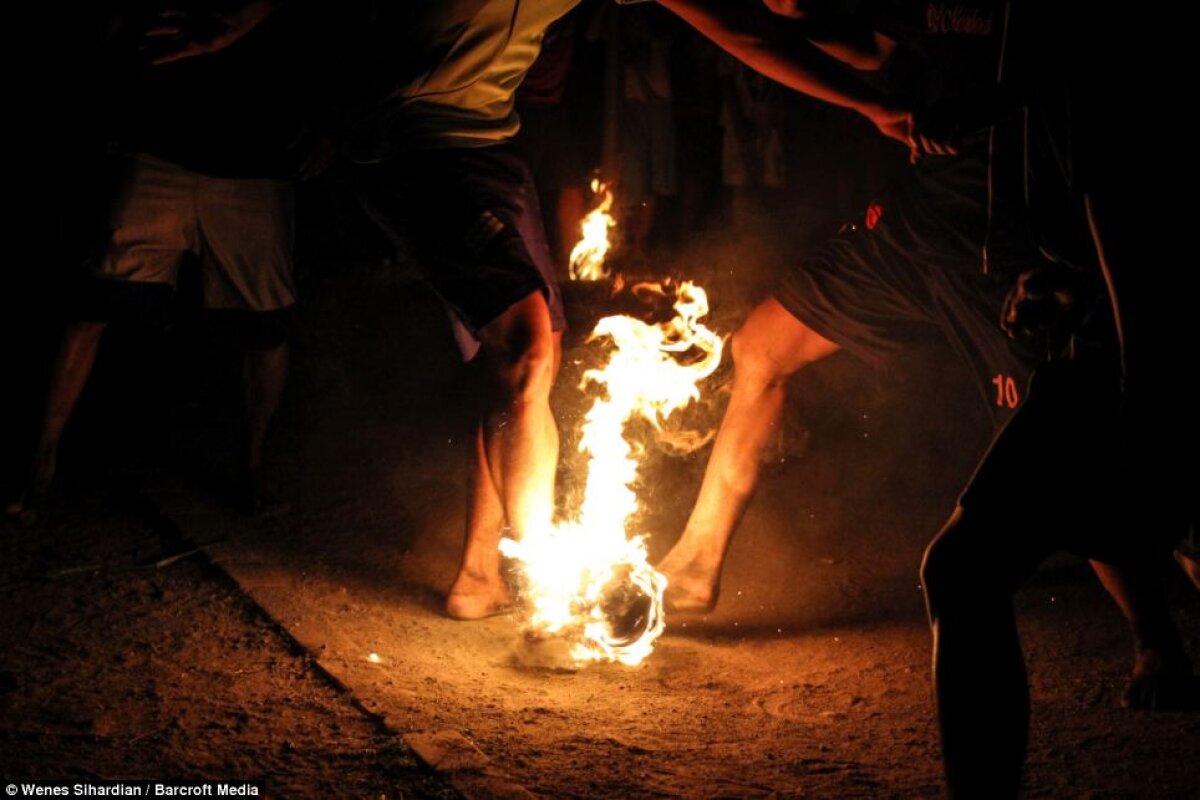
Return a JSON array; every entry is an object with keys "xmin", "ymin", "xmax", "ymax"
[
  {"xmin": 455, "ymin": 562, "xmax": 503, "ymax": 584},
  {"xmin": 1133, "ymin": 639, "xmax": 1190, "ymax": 672},
  {"xmin": 670, "ymin": 537, "xmax": 723, "ymax": 569}
]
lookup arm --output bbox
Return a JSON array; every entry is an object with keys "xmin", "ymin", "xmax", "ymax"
[
  {"xmin": 656, "ymin": 0, "xmax": 907, "ymax": 139},
  {"xmin": 760, "ymin": 0, "xmax": 896, "ymax": 69},
  {"xmin": 795, "ymin": 15, "xmax": 897, "ymax": 71},
  {"xmin": 142, "ymin": 0, "xmax": 286, "ymax": 65}
]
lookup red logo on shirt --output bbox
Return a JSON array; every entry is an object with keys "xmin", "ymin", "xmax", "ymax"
[
  {"xmin": 926, "ymin": 3, "xmax": 995, "ymax": 35},
  {"xmin": 865, "ymin": 202, "xmax": 884, "ymax": 230}
]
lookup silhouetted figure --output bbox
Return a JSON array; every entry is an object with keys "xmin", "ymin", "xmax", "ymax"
[
  {"xmin": 917, "ymin": 2, "xmax": 1199, "ymax": 794},
  {"xmin": 7, "ymin": 1, "xmax": 322, "ymax": 520},
  {"xmin": 651, "ymin": 5, "xmax": 1196, "ymax": 795}
]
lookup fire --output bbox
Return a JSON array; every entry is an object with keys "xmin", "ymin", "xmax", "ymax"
[
  {"xmin": 568, "ymin": 179, "xmax": 615, "ymax": 282},
  {"xmin": 500, "ymin": 280, "xmax": 724, "ymax": 666}
]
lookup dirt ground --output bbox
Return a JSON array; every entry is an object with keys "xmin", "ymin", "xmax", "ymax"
[
  {"xmin": 0, "ymin": 481, "xmax": 455, "ymax": 798},
  {"xmin": 3, "ymin": 235, "xmax": 1198, "ymax": 798}
]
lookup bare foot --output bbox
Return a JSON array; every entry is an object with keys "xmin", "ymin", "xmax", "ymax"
[
  {"xmin": 445, "ymin": 571, "xmax": 514, "ymax": 621},
  {"xmin": 1122, "ymin": 646, "xmax": 1199, "ymax": 711},
  {"xmin": 2, "ymin": 500, "xmax": 39, "ymax": 527},
  {"xmin": 4, "ymin": 444, "xmax": 56, "ymax": 525},
  {"xmin": 658, "ymin": 547, "xmax": 721, "ymax": 613}
]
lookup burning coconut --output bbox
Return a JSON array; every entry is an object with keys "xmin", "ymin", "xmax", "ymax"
[{"xmin": 500, "ymin": 182, "xmax": 725, "ymax": 668}]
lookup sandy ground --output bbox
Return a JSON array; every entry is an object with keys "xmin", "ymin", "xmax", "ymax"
[
  {"xmin": 3, "ymin": 243, "xmax": 1198, "ymax": 798},
  {"xmin": 0, "ymin": 482, "xmax": 455, "ymax": 798}
]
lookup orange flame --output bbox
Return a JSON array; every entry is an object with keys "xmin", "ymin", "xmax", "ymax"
[
  {"xmin": 500, "ymin": 281, "xmax": 724, "ymax": 666},
  {"xmin": 569, "ymin": 179, "xmax": 615, "ymax": 282}
]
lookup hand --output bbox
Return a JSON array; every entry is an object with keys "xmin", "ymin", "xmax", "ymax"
[
  {"xmin": 870, "ymin": 108, "xmax": 963, "ymax": 165},
  {"xmin": 910, "ymin": 126, "xmax": 959, "ymax": 160},
  {"xmin": 910, "ymin": 90, "xmax": 1022, "ymax": 161},
  {"xmin": 1000, "ymin": 265, "xmax": 1087, "ymax": 343},
  {"xmin": 909, "ymin": 104, "xmax": 965, "ymax": 161},
  {"xmin": 866, "ymin": 106, "xmax": 916, "ymax": 151},
  {"xmin": 866, "ymin": 107, "xmax": 951, "ymax": 164},
  {"xmin": 140, "ymin": 1, "xmax": 278, "ymax": 65}
]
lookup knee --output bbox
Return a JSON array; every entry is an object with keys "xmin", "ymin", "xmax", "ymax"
[
  {"xmin": 730, "ymin": 328, "xmax": 791, "ymax": 392},
  {"xmin": 488, "ymin": 328, "xmax": 556, "ymax": 406},
  {"xmin": 921, "ymin": 506, "xmax": 998, "ymax": 619}
]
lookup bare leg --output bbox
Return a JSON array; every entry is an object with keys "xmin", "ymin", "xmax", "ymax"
[
  {"xmin": 922, "ymin": 506, "xmax": 1047, "ymax": 798},
  {"xmin": 237, "ymin": 341, "xmax": 289, "ymax": 512},
  {"xmin": 659, "ymin": 298, "xmax": 839, "ymax": 611},
  {"xmin": 1090, "ymin": 559, "xmax": 1196, "ymax": 709},
  {"xmin": 445, "ymin": 295, "xmax": 559, "ymax": 619},
  {"xmin": 446, "ymin": 418, "xmax": 511, "ymax": 620},
  {"xmin": 5, "ymin": 321, "xmax": 108, "ymax": 519}
]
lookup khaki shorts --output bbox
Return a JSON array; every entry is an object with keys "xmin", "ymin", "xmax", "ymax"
[{"xmin": 96, "ymin": 154, "xmax": 296, "ymax": 312}]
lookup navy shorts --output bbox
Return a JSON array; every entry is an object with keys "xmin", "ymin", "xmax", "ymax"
[
  {"xmin": 959, "ymin": 356, "xmax": 1189, "ymax": 564},
  {"xmin": 776, "ymin": 156, "xmax": 1042, "ymax": 423},
  {"xmin": 355, "ymin": 144, "xmax": 567, "ymax": 359}
]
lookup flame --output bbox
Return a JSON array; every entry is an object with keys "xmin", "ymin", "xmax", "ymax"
[
  {"xmin": 569, "ymin": 179, "xmax": 615, "ymax": 282},
  {"xmin": 500, "ymin": 280, "xmax": 724, "ymax": 666}
]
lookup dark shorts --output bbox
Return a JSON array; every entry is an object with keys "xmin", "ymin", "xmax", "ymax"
[
  {"xmin": 354, "ymin": 144, "xmax": 566, "ymax": 360},
  {"xmin": 959, "ymin": 357, "xmax": 1190, "ymax": 564},
  {"xmin": 777, "ymin": 161, "xmax": 1041, "ymax": 423}
]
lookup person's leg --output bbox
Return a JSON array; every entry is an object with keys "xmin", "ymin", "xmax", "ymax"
[
  {"xmin": 446, "ymin": 294, "xmax": 559, "ymax": 619},
  {"xmin": 659, "ymin": 298, "xmax": 839, "ymax": 611},
  {"xmin": 237, "ymin": 339, "xmax": 289, "ymax": 510},
  {"xmin": 356, "ymin": 146, "xmax": 566, "ymax": 618},
  {"xmin": 1081, "ymin": 154, "xmax": 1199, "ymax": 700},
  {"xmin": 478, "ymin": 292, "xmax": 559, "ymax": 534},
  {"xmin": 5, "ymin": 321, "xmax": 108, "ymax": 519},
  {"xmin": 6, "ymin": 154, "xmax": 193, "ymax": 519},
  {"xmin": 921, "ymin": 505, "xmax": 1049, "ymax": 798},
  {"xmin": 195, "ymin": 172, "xmax": 297, "ymax": 511},
  {"xmin": 447, "ymin": 415, "xmax": 510, "ymax": 619},
  {"xmin": 919, "ymin": 358, "xmax": 1117, "ymax": 796},
  {"xmin": 447, "ymin": 330, "xmax": 563, "ymax": 619},
  {"xmin": 1090, "ymin": 559, "xmax": 1196, "ymax": 709}
]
